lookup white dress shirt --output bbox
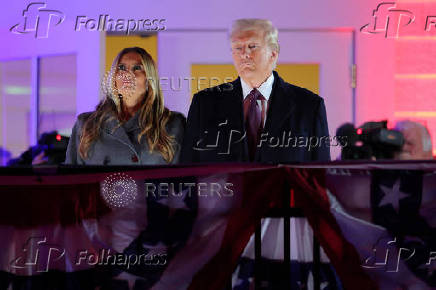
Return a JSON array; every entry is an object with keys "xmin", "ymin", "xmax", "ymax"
[{"xmin": 241, "ymin": 73, "xmax": 274, "ymax": 126}]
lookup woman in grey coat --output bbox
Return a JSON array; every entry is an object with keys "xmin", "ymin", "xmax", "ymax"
[
  {"xmin": 65, "ymin": 47, "xmax": 185, "ymax": 165},
  {"xmin": 63, "ymin": 47, "xmax": 189, "ymax": 288}
]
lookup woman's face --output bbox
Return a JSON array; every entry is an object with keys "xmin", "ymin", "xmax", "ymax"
[{"xmin": 115, "ymin": 52, "xmax": 147, "ymax": 108}]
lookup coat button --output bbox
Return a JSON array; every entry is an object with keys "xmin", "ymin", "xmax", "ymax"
[{"xmin": 131, "ymin": 155, "xmax": 139, "ymax": 163}]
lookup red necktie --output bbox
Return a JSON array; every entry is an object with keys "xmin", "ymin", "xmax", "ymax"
[{"xmin": 243, "ymin": 89, "xmax": 266, "ymax": 161}]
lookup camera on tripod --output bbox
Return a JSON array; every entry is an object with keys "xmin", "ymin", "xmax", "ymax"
[
  {"xmin": 336, "ymin": 120, "xmax": 404, "ymax": 160},
  {"xmin": 7, "ymin": 131, "xmax": 70, "ymax": 166}
]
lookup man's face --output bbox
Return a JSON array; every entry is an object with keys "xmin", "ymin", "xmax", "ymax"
[{"xmin": 231, "ymin": 30, "xmax": 277, "ymax": 81}]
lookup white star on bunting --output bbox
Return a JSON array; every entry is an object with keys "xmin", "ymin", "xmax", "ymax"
[{"xmin": 379, "ymin": 179, "xmax": 409, "ymax": 213}]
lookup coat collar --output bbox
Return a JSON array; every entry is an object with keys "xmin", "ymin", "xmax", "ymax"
[
  {"xmin": 102, "ymin": 114, "xmax": 140, "ymax": 156},
  {"xmin": 263, "ymin": 71, "xmax": 296, "ymax": 135},
  {"xmin": 229, "ymin": 76, "xmax": 244, "ymax": 127},
  {"xmin": 122, "ymin": 111, "xmax": 141, "ymax": 132}
]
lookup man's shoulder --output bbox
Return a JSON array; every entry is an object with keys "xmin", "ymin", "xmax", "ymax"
[
  {"xmin": 277, "ymin": 76, "xmax": 324, "ymax": 105},
  {"xmin": 193, "ymin": 79, "xmax": 237, "ymax": 100},
  {"xmin": 169, "ymin": 111, "xmax": 186, "ymax": 125},
  {"xmin": 166, "ymin": 111, "xmax": 186, "ymax": 138}
]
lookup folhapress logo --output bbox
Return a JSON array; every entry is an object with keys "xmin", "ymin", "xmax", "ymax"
[
  {"xmin": 360, "ymin": 2, "xmax": 415, "ymax": 38},
  {"xmin": 10, "ymin": 2, "xmax": 65, "ymax": 39}
]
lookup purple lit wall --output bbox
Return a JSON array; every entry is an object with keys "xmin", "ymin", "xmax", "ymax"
[{"xmin": 0, "ymin": 22, "xmax": 105, "ymax": 114}]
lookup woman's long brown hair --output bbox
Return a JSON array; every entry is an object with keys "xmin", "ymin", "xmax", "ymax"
[{"xmin": 78, "ymin": 47, "xmax": 175, "ymax": 162}]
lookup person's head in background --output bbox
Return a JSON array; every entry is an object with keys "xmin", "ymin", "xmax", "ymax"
[
  {"xmin": 230, "ymin": 19, "xmax": 279, "ymax": 88},
  {"xmin": 394, "ymin": 120, "xmax": 433, "ymax": 160}
]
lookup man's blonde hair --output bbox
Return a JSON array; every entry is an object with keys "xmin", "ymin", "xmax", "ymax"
[{"xmin": 230, "ymin": 18, "xmax": 280, "ymax": 54}]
